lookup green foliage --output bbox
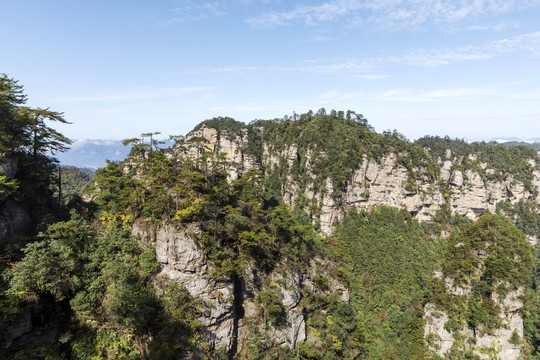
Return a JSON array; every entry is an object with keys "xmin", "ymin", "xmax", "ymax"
[
  {"xmin": 256, "ymin": 286, "xmax": 287, "ymax": 328},
  {"xmin": 414, "ymin": 136, "xmax": 469, "ymax": 159},
  {"xmin": 443, "ymin": 214, "xmax": 532, "ymax": 288},
  {"xmin": 415, "ymin": 136, "xmax": 538, "ymax": 193},
  {"xmin": 0, "ymin": 173, "xmax": 18, "ymax": 197},
  {"xmin": 503, "ymin": 141, "xmax": 540, "ymax": 151},
  {"xmin": 199, "ymin": 168, "xmax": 314, "ymax": 278},
  {"xmin": 0, "ymin": 74, "xmax": 28, "ymax": 154},
  {"xmin": 0, "ymin": 75, "xmax": 72, "ymax": 249},
  {"xmin": 5, "ymin": 106, "xmax": 540, "ymax": 358},
  {"xmin": 57, "ymin": 166, "xmax": 92, "ymax": 203},
  {"xmin": 5, "ymin": 214, "xmax": 200, "ymax": 358},
  {"xmin": 299, "ymin": 294, "xmax": 367, "ymax": 360},
  {"xmin": 91, "ymin": 144, "xmax": 315, "ymax": 279},
  {"xmin": 193, "ymin": 116, "xmax": 246, "ymax": 140},
  {"xmin": 431, "ymin": 214, "xmax": 534, "ymax": 336},
  {"xmin": 496, "ymin": 199, "xmax": 540, "ymax": 236},
  {"xmin": 311, "ymin": 206, "xmax": 439, "ymax": 359},
  {"xmin": 10, "ymin": 217, "xmax": 93, "ymax": 301},
  {"xmin": 0, "ymin": 74, "xmax": 71, "ymax": 156},
  {"xmin": 523, "ymin": 244, "xmax": 540, "ymax": 358},
  {"xmin": 91, "ymin": 161, "xmax": 142, "ymax": 214}
]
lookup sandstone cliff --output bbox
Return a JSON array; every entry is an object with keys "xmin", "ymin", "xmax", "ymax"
[
  {"xmin": 181, "ymin": 125, "xmax": 540, "ymax": 235},
  {"xmin": 424, "ymin": 281, "xmax": 525, "ymax": 359},
  {"xmin": 175, "ymin": 125, "xmax": 538, "ymax": 359},
  {"xmin": 132, "ymin": 220, "xmax": 346, "ymax": 357}
]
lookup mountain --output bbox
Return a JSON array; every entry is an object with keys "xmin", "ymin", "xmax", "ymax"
[
  {"xmin": 55, "ymin": 138, "xmax": 175, "ymax": 169},
  {"xmin": 54, "ymin": 137, "xmax": 540, "ymax": 171},
  {"xmin": 2, "ymin": 111, "xmax": 539, "ymax": 360},
  {"xmin": 54, "ymin": 139, "xmax": 130, "ymax": 169}
]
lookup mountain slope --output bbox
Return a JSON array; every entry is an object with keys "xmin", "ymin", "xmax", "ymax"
[{"xmin": 2, "ymin": 110, "xmax": 539, "ymax": 359}]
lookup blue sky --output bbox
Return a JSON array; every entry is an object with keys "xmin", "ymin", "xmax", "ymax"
[{"xmin": 2, "ymin": 0, "xmax": 540, "ymax": 141}]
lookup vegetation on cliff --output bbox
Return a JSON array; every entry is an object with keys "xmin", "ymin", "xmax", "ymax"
[
  {"xmin": 316, "ymin": 206, "xmax": 441, "ymax": 359},
  {"xmin": 1, "ymin": 75, "xmax": 539, "ymax": 359}
]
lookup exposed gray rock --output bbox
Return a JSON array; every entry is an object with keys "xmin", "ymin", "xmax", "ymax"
[
  {"xmin": 182, "ymin": 127, "xmax": 258, "ymax": 181},
  {"xmin": 133, "ymin": 221, "xmax": 235, "ymax": 349},
  {"xmin": 0, "ymin": 200, "xmax": 30, "ymax": 245},
  {"xmin": 132, "ymin": 221, "xmax": 325, "ymax": 355},
  {"xmin": 182, "ymin": 126, "xmax": 540, "ymax": 235},
  {"xmin": 0, "ymin": 156, "xmax": 18, "ymax": 183},
  {"xmin": 424, "ymin": 285, "xmax": 525, "ymax": 359},
  {"xmin": 424, "ymin": 303, "xmax": 455, "ymax": 356}
]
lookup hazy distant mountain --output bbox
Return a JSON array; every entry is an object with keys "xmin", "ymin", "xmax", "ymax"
[
  {"xmin": 55, "ymin": 138, "xmax": 174, "ymax": 169},
  {"xmin": 55, "ymin": 139, "xmax": 130, "ymax": 169},
  {"xmin": 491, "ymin": 138, "xmax": 540, "ymax": 151},
  {"xmin": 55, "ymin": 136, "xmax": 540, "ymax": 170},
  {"xmin": 491, "ymin": 137, "xmax": 540, "ymax": 144}
]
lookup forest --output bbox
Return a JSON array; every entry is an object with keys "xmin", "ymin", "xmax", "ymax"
[{"xmin": 1, "ymin": 75, "xmax": 539, "ymax": 359}]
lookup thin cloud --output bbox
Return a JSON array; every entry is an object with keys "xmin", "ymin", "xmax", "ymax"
[
  {"xmin": 247, "ymin": 0, "xmax": 540, "ymax": 29},
  {"xmin": 461, "ymin": 21, "xmax": 517, "ymax": 32},
  {"xmin": 319, "ymin": 90, "xmax": 365, "ymax": 101},
  {"xmin": 54, "ymin": 86, "xmax": 215, "ymax": 103},
  {"xmin": 162, "ymin": 1, "xmax": 228, "ymax": 25},
  {"xmin": 299, "ymin": 60, "xmax": 375, "ymax": 72},
  {"xmin": 247, "ymin": 1, "xmax": 362, "ymax": 28},
  {"xmin": 374, "ymin": 86, "xmax": 499, "ymax": 102},
  {"xmin": 356, "ymin": 74, "xmax": 389, "ymax": 79},
  {"xmin": 175, "ymin": 66, "xmax": 259, "ymax": 76},
  {"xmin": 176, "ymin": 59, "xmax": 380, "ymax": 75},
  {"xmin": 401, "ymin": 30, "xmax": 540, "ymax": 66},
  {"xmin": 303, "ymin": 35, "xmax": 337, "ymax": 43},
  {"xmin": 209, "ymin": 105, "xmax": 275, "ymax": 112},
  {"xmin": 173, "ymin": 30, "xmax": 540, "ymax": 80}
]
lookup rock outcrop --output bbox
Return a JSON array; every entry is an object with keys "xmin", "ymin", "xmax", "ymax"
[
  {"xmin": 132, "ymin": 220, "xmax": 339, "ymax": 357},
  {"xmin": 133, "ymin": 221, "xmax": 236, "ymax": 349},
  {"xmin": 0, "ymin": 155, "xmax": 30, "ymax": 245},
  {"xmin": 165, "ymin": 124, "xmax": 538, "ymax": 358},
  {"xmin": 182, "ymin": 127, "xmax": 258, "ymax": 181},
  {"xmin": 424, "ymin": 287, "xmax": 525, "ymax": 360},
  {"xmin": 179, "ymin": 125, "xmax": 540, "ymax": 235}
]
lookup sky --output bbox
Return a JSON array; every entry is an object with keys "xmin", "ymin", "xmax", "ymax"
[{"xmin": 2, "ymin": 0, "xmax": 540, "ymax": 142}]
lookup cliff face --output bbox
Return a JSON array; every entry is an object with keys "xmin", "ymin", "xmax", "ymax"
[
  {"xmin": 0, "ymin": 155, "xmax": 30, "ymax": 244},
  {"xmin": 424, "ymin": 280, "xmax": 525, "ymax": 359},
  {"xmin": 176, "ymin": 125, "xmax": 538, "ymax": 359},
  {"xmin": 182, "ymin": 126, "xmax": 540, "ymax": 235},
  {"xmin": 132, "ymin": 220, "xmax": 346, "ymax": 356}
]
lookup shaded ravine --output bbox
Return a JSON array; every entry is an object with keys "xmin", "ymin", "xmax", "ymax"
[{"xmin": 228, "ymin": 275, "xmax": 245, "ymax": 360}]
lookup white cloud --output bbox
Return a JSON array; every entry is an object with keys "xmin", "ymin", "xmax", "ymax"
[
  {"xmin": 70, "ymin": 139, "xmax": 119, "ymax": 149},
  {"xmin": 319, "ymin": 90, "xmax": 341, "ymax": 100},
  {"xmin": 319, "ymin": 90, "xmax": 365, "ymax": 101},
  {"xmin": 462, "ymin": 21, "xmax": 517, "ymax": 32},
  {"xmin": 401, "ymin": 30, "xmax": 540, "ymax": 66},
  {"xmin": 171, "ymin": 30, "xmax": 540, "ymax": 81},
  {"xmin": 303, "ymin": 35, "xmax": 337, "ymax": 43},
  {"xmin": 299, "ymin": 60, "xmax": 374, "ymax": 72},
  {"xmin": 209, "ymin": 105, "xmax": 274, "ymax": 112},
  {"xmin": 373, "ymin": 86, "xmax": 499, "ymax": 102},
  {"xmin": 247, "ymin": 0, "xmax": 540, "ymax": 29},
  {"xmin": 175, "ymin": 66, "xmax": 259, "ymax": 75},
  {"xmin": 175, "ymin": 59, "xmax": 381, "ymax": 75},
  {"xmin": 54, "ymin": 86, "xmax": 215, "ymax": 103},
  {"xmin": 162, "ymin": 1, "xmax": 228, "ymax": 24},
  {"xmin": 247, "ymin": 1, "xmax": 363, "ymax": 28},
  {"xmin": 356, "ymin": 73, "xmax": 389, "ymax": 79}
]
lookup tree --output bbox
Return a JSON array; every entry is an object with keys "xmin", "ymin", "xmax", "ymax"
[
  {"xmin": 0, "ymin": 74, "xmax": 71, "ymax": 156},
  {"xmin": 18, "ymin": 107, "xmax": 72, "ymax": 156},
  {"xmin": 0, "ymin": 74, "xmax": 27, "ymax": 153}
]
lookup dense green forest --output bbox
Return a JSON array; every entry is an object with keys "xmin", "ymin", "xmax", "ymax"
[{"xmin": 1, "ymin": 75, "xmax": 539, "ymax": 359}]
